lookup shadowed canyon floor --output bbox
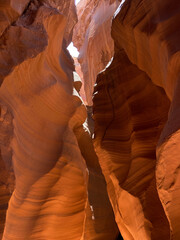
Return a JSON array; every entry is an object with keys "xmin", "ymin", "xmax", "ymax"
[{"xmin": 0, "ymin": 0, "xmax": 180, "ymax": 239}]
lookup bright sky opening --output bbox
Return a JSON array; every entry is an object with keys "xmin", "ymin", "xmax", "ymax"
[
  {"xmin": 75, "ymin": 0, "xmax": 81, "ymax": 5},
  {"xmin": 66, "ymin": 0, "xmax": 81, "ymax": 58},
  {"xmin": 67, "ymin": 42, "xmax": 79, "ymax": 58}
]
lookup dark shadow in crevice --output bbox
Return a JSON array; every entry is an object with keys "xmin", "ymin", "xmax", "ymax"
[{"xmin": 116, "ymin": 233, "xmax": 124, "ymax": 240}]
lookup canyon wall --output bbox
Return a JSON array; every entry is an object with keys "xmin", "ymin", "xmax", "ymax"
[
  {"xmin": 0, "ymin": 0, "xmax": 180, "ymax": 239},
  {"xmin": 111, "ymin": 1, "xmax": 180, "ymax": 238},
  {"xmin": 93, "ymin": 48, "xmax": 170, "ymax": 239},
  {"xmin": 73, "ymin": 0, "xmax": 120, "ymax": 105},
  {"xmin": 74, "ymin": 0, "xmax": 180, "ymax": 239},
  {"xmin": 0, "ymin": 0, "xmax": 118, "ymax": 239}
]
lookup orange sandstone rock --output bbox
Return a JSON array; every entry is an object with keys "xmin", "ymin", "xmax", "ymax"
[
  {"xmin": 0, "ymin": 1, "xmax": 118, "ymax": 239},
  {"xmin": 74, "ymin": 0, "xmax": 180, "ymax": 238},
  {"xmin": 73, "ymin": 0, "xmax": 120, "ymax": 105},
  {"xmin": 111, "ymin": 0, "xmax": 180, "ymax": 238},
  {"xmin": 0, "ymin": 0, "xmax": 180, "ymax": 239},
  {"xmin": 93, "ymin": 48, "xmax": 170, "ymax": 240}
]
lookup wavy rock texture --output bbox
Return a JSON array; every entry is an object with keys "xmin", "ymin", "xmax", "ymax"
[
  {"xmin": 73, "ymin": 0, "xmax": 180, "ymax": 239},
  {"xmin": 0, "ymin": 1, "xmax": 118, "ymax": 239},
  {"xmin": 110, "ymin": 0, "xmax": 180, "ymax": 238},
  {"xmin": 1, "ymin": 0, "xmax": 180, "ymax": 239},
  {"xmin": 42, "ymin": 0, "xmax": 77, "ymax": 46},
  {"xmin": 73, "ymin": 0, "xmax": 120, "ymax": 105},
  {"xmin": 0, "ymin": 1, "xmax": 52, "ymax": 84},
  {"xmin": 93, "ymin": 48, "xmax": 170, "ymax": 239},
  {"xmin": 112, "ymin": 0, "xmax": 180, "ymax": 101}
]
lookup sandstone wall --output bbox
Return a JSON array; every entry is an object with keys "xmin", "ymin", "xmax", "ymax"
[
  {"xmin": 74, "ymin": 0, "xmax": 180, "ymax": 239},
  {"xmin": 0, "ymin": 0, "xmax": 118, "ymax": 239},
  {"xmin": 73, "ymin": 0, "xmax": 120, "ymax": 105},
  {"xmin": 0, "ymin": 0, "xmax": 180, "ymax": 239}
]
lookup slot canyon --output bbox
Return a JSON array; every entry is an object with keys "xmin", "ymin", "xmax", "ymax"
[{"xmin": 0, "ymin": 0, "xmax": 180, "ymax": 239}]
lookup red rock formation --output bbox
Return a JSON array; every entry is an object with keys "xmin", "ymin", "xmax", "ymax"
[
  {"xmin": 0, "ymin": 1, "xmax": 29, "ymax": 37},
  {"xmin": 0, "ymin": 105, "xmax": 14, "ymax": 238},
  {"xmin": 112, "ymin": 0, "xmax": 180, "ymax": 101},
  {"xmin": 93, "ymin": 48, "xmax": 170, "ymax": 239},
  {"xmin": 74, "ymin": 58, "xmax": 88, "ymax": 105},
  {"xmin": 0, "ymin": 1, "xmax": 49, "ymax": 84},
  {"xmin": 0, "ymin": 1, "xmax": 118, "ymax": 239},
  {"xmin": 110, "ymin": 0, "xmax": 180, "ymax": 238},
  {"xmin": 0, "ymin": 0, "xmax": 180, "ymax": 239},
  {"xmin": 73, "ymin": 0, "xmax": 120, "ymax": 105},
  {"xmin": 74, "ymin": 0, "xmax": 180, "ymax": 239}
]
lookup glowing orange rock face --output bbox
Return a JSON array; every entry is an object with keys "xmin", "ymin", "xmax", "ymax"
[
  {"xmin": 93, "ymin": 49, "xmax": 170, "ymax": 239},
  {"xmin": 109, "ymin": 0, "xmax": 180, "ymax": 238},
  {"xmin": 73, "ymin": 0, "xmax": 120, "ymax": 106},
  {"xmin": 0, "ymin": 0, "xmax": 118, "ymax": 239},
  {"xmin": 74, "ymin": 0, "xmax": 180, "ymax": 239},
  {"xmin": 0, "ymin": 0, "xmax": 180, "ymax": 239}
]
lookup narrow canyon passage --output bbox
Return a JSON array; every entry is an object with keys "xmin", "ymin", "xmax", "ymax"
[{"xmin": 0, "ymin": 0, "xmax": 180, "ymax": 240}]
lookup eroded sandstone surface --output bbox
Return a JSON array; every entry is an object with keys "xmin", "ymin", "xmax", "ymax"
[
  {"xmin": 74, "ymin": 0, "xmax": 180, "ymax": 239},
  {"xmin": 0, "ymin": 0, "xmax": 180, "ymax": 239},
  {"xmin": 0, "ymin": 0, "xmax": 118, "ymax": 239},
  {"xmin": 73, "ymin": 0, "xmax": 120, "ymax": 105}
]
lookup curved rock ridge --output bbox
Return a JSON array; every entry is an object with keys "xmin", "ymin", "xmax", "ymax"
[
  {"xmin": 1, "ymin": 6, "xmax": 85, "ymax": 240},
  {"xmin": 0, "ymin": 0, "xmax": 180, "ymax": 239},
  {"xmin": 0, "ymin": 0, "xmax": 30, "ymax": 37},
  {"xmin": 0, "ymin": 1, "xmax": 118, "ymax": 239},
  {"xmin": 73, "ymin": 0, "xmax": 180, "ymax": 238},
  {"xmin": 71, "ymin": 99, "xmax": 119, "ymax": 240},
  {"xmin": 93, "ymin": 48, "xmax": 170, "ymax": 239},
  {"xmin": 112, "ymin": 0, "xmax": 180, "ymax": 101},
  {"xmin": 73, "ymin": 0, "xmax": 120, "ymax": 105},
  {"xmin": 0, "ymin": 0, "xmax": 48, "ymax": 85},
  {"xmin": 111, "ymin": 0, "xmax": 180, "ymax": 238},
  {"xmin": 42, "ymin": 0, "xmax": 77, "ymax": 46}
]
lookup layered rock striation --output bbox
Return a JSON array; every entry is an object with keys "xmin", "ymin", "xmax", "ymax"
[
  {"xmin": 93, "ymin": 48, "xmax": 170, "ymax": 239},
  {"xmin": 74, "ymin": 0, "xmax": 180, "ymax": 239},
  {"xmin": 110, "ymin": 0, "xmax": 180, "ymax": 238},
  {"xmin": 73, "ymin": 0, "xmax": 120, "ymax": 105},
  {"xmin": 0, "ymin": 0, "xmax": 180, "ymax": 239},
  {"xmin": 0, "ymin": 0, "xmax": 118, "ymax": 239}
]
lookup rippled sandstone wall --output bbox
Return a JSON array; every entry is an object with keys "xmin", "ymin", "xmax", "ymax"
[
  {"xmin": 93, "ymin": 48, "xmax": 170, "ymax": 239},
  {"xmin": 1, "ymin": 0, "xmax": 180, "ymax": 239},
  {"xmin": 74, "ymin": 0, "xmax": 180, "ymax": 239},
  {"xmin": 110, "ymin": 1, "xmax": 180, "ymax": 238},
  {"xmin": 73, "ymin": 0, "xmax": 120, "ymax": 105},
  {"xmin": 0, "ymin": 0, "xmax": 118, "ymax": 239}
]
